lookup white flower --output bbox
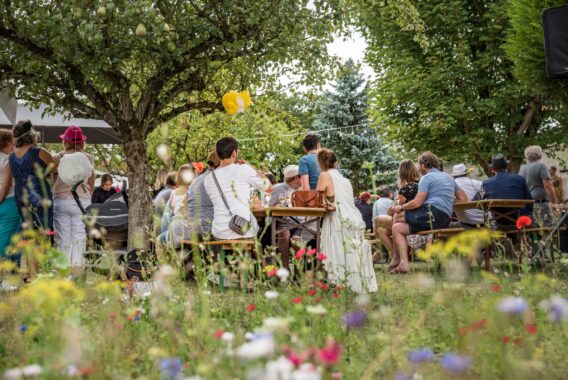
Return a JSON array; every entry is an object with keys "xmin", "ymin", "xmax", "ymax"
[
  {"xmin": 306, "ymin": 305, "xmax": 327, "ymax": 315},
  {"xmin": 236, "ymin": 334, "xmax": 275, "ymax": 360},
  {"xmin": 265, "ymin": 356, "xmax": 294, "ymax": 380},
  {"xmin": 291, "ymin": 363, "xmax": 321, "ymax": 380},
  {"xmin": 245, "ymin": 332, "xmax": 256, "ymax": 341},
  {"xmin": 4, "ymin": 364, "xmax": 43, "ymax": 380},
  {"xmin": 157, "ymin": 144, "xmax": 169, "ymax": 162},
  {"xmin": 264, "ymin": 290, "xmax": 279, "ymax": 299},
  {"xmin": 261, "ymin": 317, "xmax": 293, "ymax": 333},
  {"xmin": 539, "ymin": 295, "xmax": 568, "ymax": 322},
  {"xmin": 276, "ymin": 268, "xmax": 290, "ymax": 282},
  {"xmin": 221, "ymin": 332, "xmax": 235, "ymax": 342},
  {"xmin": 354, "ymin": 294, "xmax": 370, "ymax": 308},
  {"xmin": 66, "ymin": 364, "xmax": 80, "ymax": 377}
]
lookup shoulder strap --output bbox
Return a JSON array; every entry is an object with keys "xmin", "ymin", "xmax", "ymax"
[{"xmin": 211, "ymin": 171, "xmax": 233, "ymax": 216}]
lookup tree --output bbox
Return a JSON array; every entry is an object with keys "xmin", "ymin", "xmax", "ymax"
[
  {"xmin": 0, "ymin": 0, "xmax": 342, "ymax": 248},
  {"xmin": 313, "ymin": 60, "xmax": 398, "ymax": 193},
  {"xmin": 146, "ymin": 97, "xmax": 305, "ymax": 179},
  {"xmin": 353, "ymin": 0, "xmax": 568, "ymax": 174}
]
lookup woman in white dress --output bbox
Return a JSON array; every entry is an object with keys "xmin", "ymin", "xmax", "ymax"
[{"xmin": 316, "ymin": 149, "xmax": 378, "ymax": 294}]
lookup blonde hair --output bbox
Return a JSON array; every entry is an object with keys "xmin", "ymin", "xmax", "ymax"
[
  {"xmin": 154, "ymin": 169, "xmax": 169, "ymax": 190},
  {"xmin": 524, "ymin": 145, "xmax": 543, "ymax": 162},
  {"xmin": 398, "ymin": 159, "xmax": 421, "ymax": 186},
  {"xmin": 176, "ymin": 164, "xmax": 195, "ymax": 186},
  {"xmin": 64, "ymin": 141, "xmax": 85, "ymax": 151}
]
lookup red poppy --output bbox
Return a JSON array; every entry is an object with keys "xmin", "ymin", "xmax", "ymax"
[
  {"xmin": 516, "ymin": 215, "xmax": 532, "ymax": 230},
  {"xmin": 500, "ymin": 336, "xmax": 511, "ymax": 343},
  {"xmin": 314, "ymin": 297, "xmax": 322, "ymax": 303},
  {"xmin": 525, "ymin": 324, "xmax": 537, "ymax": 334},
  {"xmin": 314, "ymin": 281, "xmax": 329, "ymax": 291},
  {"xmin": 246, "ymin": 304, "xmax": 256, "ymax": 312},
  {"xmin": 307, "ymin": 289, "xmax": 318, "ymax": 296},
  {"xmin": 491, "ymin": 284, "xmax": 502, "ymax": 292},
  {"xmin": 470, "ymin": 319, "xmax": 487, "ymax": 330},
  {"xmin": 214, "ymin": 329, "xmax": 225, "ymax": 339},
  {"xmin": 316, "ymin": 253, "xmax": 328, "ymax": 261},
  {"xmin": 267, "ymin": 268, "xmax": 278, "ymax": 277},
  {"xmin": 295, "ymin": 248, "xmax": 307, "ymax": 260},
  {"xmin": 292, "ymin": 297, "xmax": 303, "ymax": 304}
]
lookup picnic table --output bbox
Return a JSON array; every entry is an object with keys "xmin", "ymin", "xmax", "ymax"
[
  {"xmin": 253, "ymin": 206, "xmax": 328, "ymax": 253},
  {"xmin": 453, "ymin": 199, "xmax": 535, "ymax": 269}
]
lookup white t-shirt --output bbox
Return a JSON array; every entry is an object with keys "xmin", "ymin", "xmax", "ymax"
[
  {"xmin": 0, "ymin": 153, "xmax": 14, "ymax": 198},
  {"xmin": 454, "ymin": 176, "xmax": 485, "ymax": 225},
  {"xmin": 204, "ymin": 163, "xmax": 268, "ymax": 240}
]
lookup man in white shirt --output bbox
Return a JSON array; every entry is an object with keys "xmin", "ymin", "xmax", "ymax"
[
  {"xmin": 451, "ymin": 164, "xmax": 485, "ymax": 227},
  {"xmin": 372, "ymin": 187, "xmax": 393, "ymax": 228},
  {"xmin": 204, "ymin": 137, "xmax": 272, "ymax": 240}
]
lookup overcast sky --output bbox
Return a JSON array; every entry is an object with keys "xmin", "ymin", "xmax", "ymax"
[{"xmin": 327, "ymin": 30, "xmax": 374, "ymax": 80}]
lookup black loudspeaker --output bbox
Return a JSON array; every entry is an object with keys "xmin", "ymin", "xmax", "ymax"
[{"xmin": 542, "ymin": 5, "xmax": 568, "ymax": 79}]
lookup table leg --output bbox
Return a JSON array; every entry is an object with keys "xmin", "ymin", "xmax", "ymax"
[{"xmin": 485, "ymin": 242, "xmax": 491, "ymax": 271}]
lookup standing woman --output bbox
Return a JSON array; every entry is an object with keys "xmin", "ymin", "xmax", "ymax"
[
  {"xmin": 0, "ymin": 130, "xmax": 22, "ymax": 261},
  {"xmin": 52, "ymin": 126, "xmax": 95, "ymax": 269},
  {"xmin": 316, "ymin": 149, "xmax": 378, "ymax": 294}
]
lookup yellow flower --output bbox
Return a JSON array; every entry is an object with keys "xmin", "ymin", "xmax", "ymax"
[
  {"xmin": 0, "ymin": 261, "xmax": 16, "ymax": 272},
  {"xmin": 18, "ymin": 278, "xmax": 84, "ymax": 315},
  {"xmin": 263, "ymin": 265, "xmax": 277, "ymax": 274},
  {"xmin": 417, "ymin": 229, "xmax": 503, "ymax": 261}
]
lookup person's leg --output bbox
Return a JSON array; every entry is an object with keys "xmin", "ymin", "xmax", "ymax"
[
  {"xmin": 53, "ymin": 199, "xmax": 73, "ymax": 265},
  {"xmin": 391, "ymin": 222, "xmax": 411, "ymax": 273},
  {"xmin": 277, "ymin": 230, "xmax": 291, "ymax": 269},
  {"xmin": 69, "ymin": 198, "xmax": 89, "ymax": 272},
  {"xmin": 374, "ymin": 215, "xmax": 397, "ymax": 266}
]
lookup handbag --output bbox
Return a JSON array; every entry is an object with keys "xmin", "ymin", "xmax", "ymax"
[
  {"xmin": 291, "ymin": 190, "xmax": 324, "ymax": 208},
  {"xmin": 211, "ymin": 171, "xmax": 251, "ymax": 235}
]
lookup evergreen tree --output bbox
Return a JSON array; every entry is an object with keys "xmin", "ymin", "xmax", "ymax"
[{"xmin": 313, "ymin": 60, "xmax": 398, "ymax": 193}]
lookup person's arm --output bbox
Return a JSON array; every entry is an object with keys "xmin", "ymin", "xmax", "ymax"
[
  {"xmin": 0, "ymin": 164, "xmax": 12, "ymax": 203},
  {"xmin": 39, "ymin": 148, "xmax": 57, "ymax": 174},
  {"xmin": 241, "ymin": 162, "xmax": 273, "ymax": 194},
  {"xmin": 397, "ymin": 192, "xmax": 427, "ymax": 213},
  {"xmin": 298, "ymin": 156, "xmax": 310, "ymax": 191},
  {"xmin": 300, "ymin": 175, "xmax": 310, "ymax": 191},
  {"xmin": 316, "ymin": 171, "xmax": 332, "ymax": 197},
  {"xmin": 397, "ymin": 194, "xmax": 408, "ymax": 204},
  {"xmin": 521, "ymin": 178, "xmax": 533, "ymax": 213},
  {"xmin": 543, "ymin": 179, "xmax": 557, "ymax": 203},
  {"xmin": 455, "ymin": 188, "xmax": 468, "ymax": 203}
]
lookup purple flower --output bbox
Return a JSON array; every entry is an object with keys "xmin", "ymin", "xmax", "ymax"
[
  {"xmin": 440, "ymin": 353, "xmax": 471, "ymax": 374},
  {"xmin": 497, "ymin": 296, "xmax": 528, "ymax": 315},
  {"xmin": 160, "ymin": 357, "xmax": 182, "ymax": 379},
  {"xmin": 407, "ymin": 348, "xmax": 434, "ymax": 363},
  {"xmin": 342, "ymin": 309, "xmax": 367, "ymax": 328},
  {"xmin": 18, "ymin": 325, "xmax": 28, "ymax": 333},
  {"xmin": 395, "ymin": 371, "xmax": 414, "ymax": 380},
  {"xmin": 539, "ymin": 295, "xmax": 568, "ymax": 322}
]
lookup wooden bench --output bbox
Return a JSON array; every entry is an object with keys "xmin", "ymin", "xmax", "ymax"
[
  {"xmin": 180, "ymin": 239, "xmax": 257, "ymax": 291},
  {"xmin": 417, "ymin": 228, "xmax": 465, "ymax": 239}
]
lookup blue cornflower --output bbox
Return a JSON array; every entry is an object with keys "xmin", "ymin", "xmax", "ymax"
[
  {"xmin": 539, "ymin": 295, "xmax": 568, "ymax": 323},
  {"xmin": 497, "ymin": 296, "xmax": 528, "ymax": 315},
  {"xmin": 342, "ymin": 309, "xmax": 367, "ymax": 328},
  {"xmin": 18, "ymin": 325, "xmax": 28, "ymax": 333},
  {"xmin": 395, "ymin": 371, "xmax": 414, "ymax": 380},
  {"xmin": 160, "ymin": 357, "xmax": 182, "ymax": 379},
  {"xmin": 407, "ymin": 348, "xmax": 434, "ymax": 364},
  {"xmin": 440, "ymin": 353, "xmax": 471, "ymax": 374}
]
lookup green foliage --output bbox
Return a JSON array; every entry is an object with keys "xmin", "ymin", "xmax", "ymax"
[
  {"xmin": 313, "ymin": 60, "xmax": 398, "ymax": 192},
  {"xmin": 147, "ymin": 98, "xmax": 306, "ymax": 179},
  {"xmin": 353, "ymin": 0, "xmax": 568, "ymax": 172}
]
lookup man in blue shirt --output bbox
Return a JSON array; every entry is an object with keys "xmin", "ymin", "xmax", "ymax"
[
  {"xmin": 483, "ymin": 153, "xmax": 533, "ymax": 226},
  {"xmin": 298, "ymin": 133, "xmax": 321, "ymax": 190},
  {"xmin": 390, "ymin": 152, "xmax": 467, "ymax": 273}
]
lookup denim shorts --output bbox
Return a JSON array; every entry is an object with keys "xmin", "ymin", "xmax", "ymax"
[{"xmin": 405, "ymin": 204, "xmax": 451, "ymax": 234}]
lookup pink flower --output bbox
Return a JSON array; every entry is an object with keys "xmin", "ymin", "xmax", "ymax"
[
  {"xmin": 267, "ymin": 268, "xmax": 278, "ymax": 277},
  {"xmin": 247, "ymin": 304, "xmax": 256, "ymax": 312},
  {"xmin": 214, "ymin": 329, "xmax": 224, "ymax": 339},
  {"xmin": 295, "ymin": 248, "xmax": 307, "ymax": 260},
  {"xmin": 316, "ymin": 253, "xmax": 328, "ymax": 261},
  {"xmin": 287, "ymin": 353, "xmax": 302, "ymax": 367},
  {"xmin": 307, "ymin": 248, "xmax": 317, "ymax": 256},
  {"xmin": 318, "ymin": 339, "xmax": 341, "ymax": 366},
  {"xmin": 525, "ymin": 324, "xmax": 537, "ymax": 334},
  {"xmin": 292, "ymin": 297, "xmax": 303, "ymax": 304}
]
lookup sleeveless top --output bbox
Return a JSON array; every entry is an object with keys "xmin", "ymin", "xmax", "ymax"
[
  {"xmin": 9, "ymin": 146, "xmax": 53, "ymax": 229},
  {"xmin": 0, "ymin": 153, "xmax": 15, "ymax": 198}
]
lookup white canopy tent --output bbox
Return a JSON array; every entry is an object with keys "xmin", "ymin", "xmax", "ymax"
[{"xmin": 0, "ymin": 97, "xmax": 121, "ymax": 144}]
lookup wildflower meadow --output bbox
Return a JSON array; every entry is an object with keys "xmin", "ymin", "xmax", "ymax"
[{"xmin": 1, "ymin": 230, "xmax": 568, "ymax": 380}]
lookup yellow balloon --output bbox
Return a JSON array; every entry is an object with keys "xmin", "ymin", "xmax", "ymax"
[
  {"xmin": 240, "ymin": 91, "xmax": 252, "ymax": 108},
  {"xmin": 222, "ymin": 91, "xmax": 239, "ymax": 116}
]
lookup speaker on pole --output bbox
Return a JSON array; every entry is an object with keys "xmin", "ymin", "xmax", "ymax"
[{"xmin": 542, "ymin": 5, "xmax": 568, "ymax": 79}]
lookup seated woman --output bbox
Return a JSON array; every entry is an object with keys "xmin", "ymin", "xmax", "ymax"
[
  {"xmin": 91, "ymin": 174, "xmax": 117, "ymax": 204},
  {"xmin": 317, "ymin": 148, "xmax": 377, "ymax": 293},
  {"xmin": 374, "ymin": 159, "xmax": 420, "ymax": 268}
]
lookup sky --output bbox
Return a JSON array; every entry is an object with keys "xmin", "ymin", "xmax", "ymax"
[{"xmin": 327, "ymin": 30, "xmax": 375, "ymax": 80}]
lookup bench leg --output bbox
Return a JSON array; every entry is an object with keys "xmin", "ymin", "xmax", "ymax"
[{"xmin": 219, "ymin": 247, "xmax": 225, "ymax": 292}]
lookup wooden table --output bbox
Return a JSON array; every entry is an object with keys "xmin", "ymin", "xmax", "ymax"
[
  {"xmin": 253, "ymin": 207, "xmax": 328, "ymax": 253},
  {"xmin": 453, "ymin": 199, "xmax": 535, "ymax": 269}
]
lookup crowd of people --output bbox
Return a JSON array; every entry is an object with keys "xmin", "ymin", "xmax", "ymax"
[{"xmin": 0, "ymin": 119, "xmax": 564, "ymax": 292}]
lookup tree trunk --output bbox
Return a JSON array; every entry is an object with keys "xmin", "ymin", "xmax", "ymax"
[
  {"xmin": 124, "ymin": 139, "xmax": 151, "ymax": 250},
  {"xmin": 509, "ymin": 156, "xmax": 522, "ymax": 174}
]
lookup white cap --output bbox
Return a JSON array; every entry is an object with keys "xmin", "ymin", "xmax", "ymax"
[
  {"xmin": 283, "ymin": 165, "xmax": 299, "ymax": 179},
  {"xmin": 451, "ymin": 163, "xmax": 468, "ymax": 177}
]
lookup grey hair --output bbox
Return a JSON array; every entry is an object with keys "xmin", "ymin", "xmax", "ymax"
[{"xmin": 524, "ymin": 145, "xmax": 543, "ymax": 162}]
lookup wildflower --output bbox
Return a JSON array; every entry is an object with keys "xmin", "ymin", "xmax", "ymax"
[
  {"xmin": 46, "ymin": 229, "xmax": 55, "ymax": 236},
  {"xmin": 355, "ymin": 294, "xmax": 370, "ymax": 307},
  {"xmin": 261, "ymin": 317, "xmax": 292, "ymax": 332},
  {"xmin": 276, "ymin": 268, "xmax": 290, "ymax": 282},
  {"xmin": 292, "ymin": 297, "xmax": 303, "ymax": 304},
  {"xmin": 291, "ymin": 363, "xmax": 321, "ymax": 380},
  {"xmin": 497, "ymin": 296, "xmax": 528, "ymax": 315},
  {"xmin": 236, "ymin": 333, "xmax": 275, "ymax": 360},
  {"xmin": 491, "ymin": 284, "xmax": 502, "ymax": 292},
  {"xmin": 500, "ymin": 336, "xmax": 511, "ymax": 343},
  {"xmin": 525, "ymin": 324, "xmax": 538, "ymax": 334},
  {"xmin": 214, "ymin": 329, "xmax": 225, "ymax": 339},
  {"xmin": 18, "ymin": 325, "xmax": 28, "ymax": 333},
  {"xmin": 307, "ymin": 248, "xmax": 317, "ymax": 256},
  {"xmin": 332, "ymin": 372, "xmax": 342, "ymax": 379},
  {"xmin": 316, "ymin": 253, "xmax": 328, "ymax": 261},
  {"xmin": 160, "ymin": 357, "xmax": 182, "ymax": 379},
  {"xmin": 314, "ymin": 297, "xmax": 321, "ymax": 303},
  {"xmin": 318, "ymin": 338, "xmax": 341, "ymax": 366},
  {"xmin": 342, "ymin": 310, "xmax": 367, "ymax": 328},
  {"xmin": 264, "ymin": 265, "xmax": 278, "ymax": 277},
  {"xmin": 221, "ymin": 332, "xmax": 235, "ymax": 342},
  {"xmin": 295, "ymin": 248, "xmax": 307, "ymax": 260},
  {"xmin": 516, "ymin": 216, "xmax": 532, "ymax": 230},
  {"xmin": 265, "ymin": 291, "xmax": 279, "ymax": 299},
  {"xmin": 307, "ymin": 289, "xmax": 318, "ymax": 297},
  {"xmin": 539, "ymin": 295, "xmax": 568, "ymax": 322},
  {"xmin": 440, "ymin": 353, "xmax": 471, "ymax": 374},
  {"xmin": 3, "ymin": 364, "xmax": 43, "ymax": 379},
  {"xmin": 287, "ymin": 353, "xmax": 303, "ymax": 367},
  {"xmin": 306, "ymin": 305, "xmax": 327, "ymax": 315},
  {"xmin": 247, "ymin": 304, "xmax": 257, "ymax": 312},
  {"xmin": 265, "ymin": 356, "xmax": 294, "ymax": 380},
  {"xmin": 314, "ymin": 281, "xmax": 329, "ymax": 291},
  {"xmin": 407, "ymin": 348, "xmax": 434, "ymax": 364}
]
